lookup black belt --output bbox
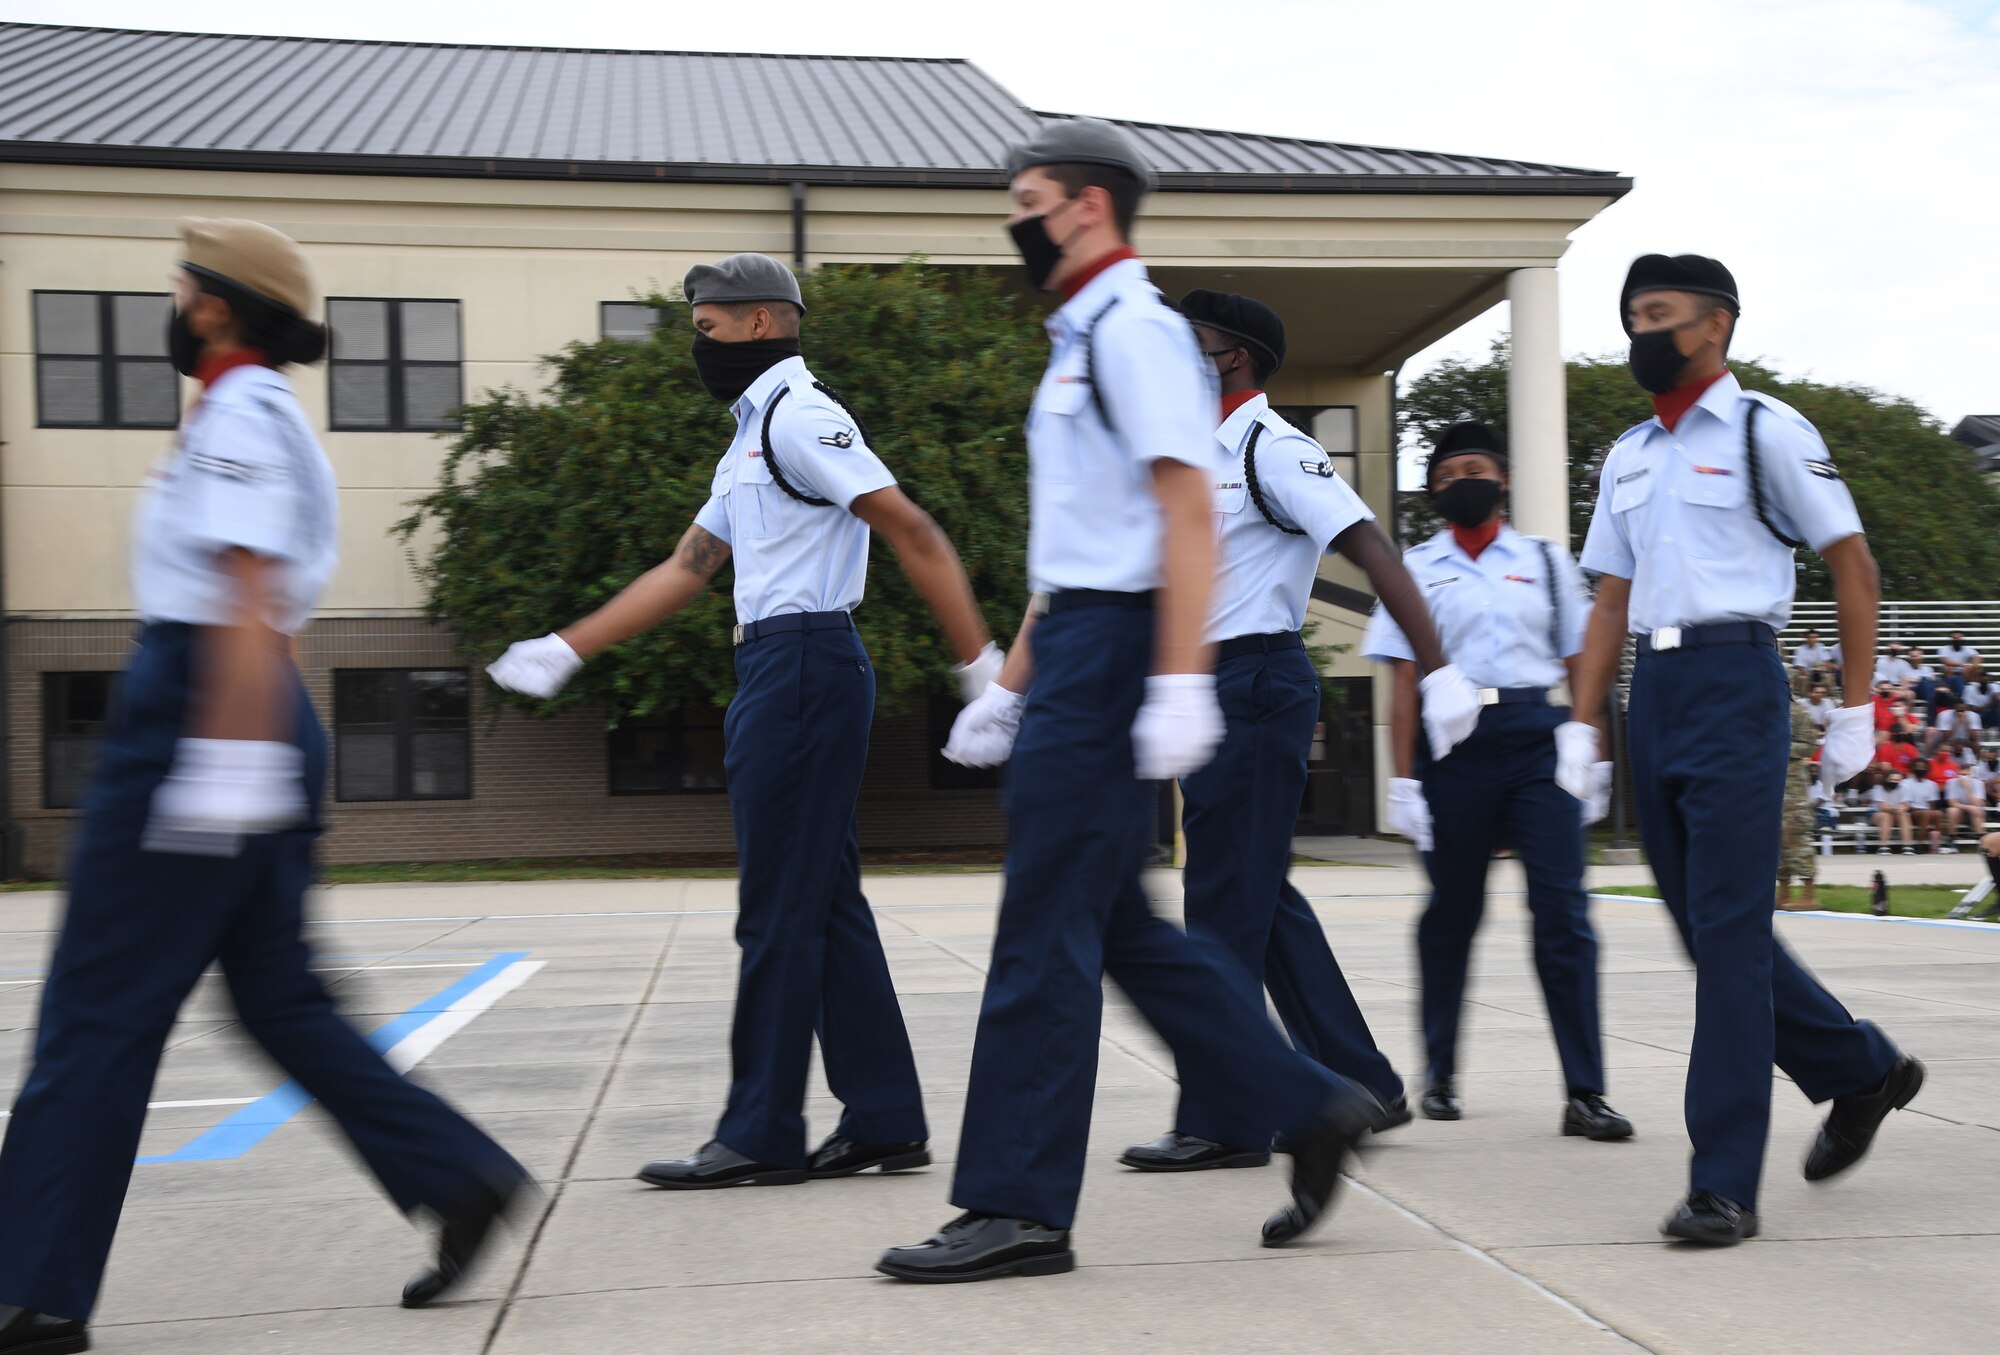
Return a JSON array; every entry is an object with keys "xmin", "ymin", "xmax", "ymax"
[
  {"xmin": 1635, "ymin": 621, "xmax": 1777, "ymax": 656},
  {"xmin": 732, "ymin": 610, "xmax": 855, "ymax": 647},
  {"xmin": 1046, "ymin": 589, "xmax": 1155, "ymax": 615},
  {"xmin": 1481, "ymin": 686, "xmax": 1553, "ymax": 706},
  {"xmin": 1216, "ymin": 630, "xmax": 1305, "ymax": 663}
]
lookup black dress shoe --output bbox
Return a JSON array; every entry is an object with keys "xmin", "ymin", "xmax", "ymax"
[
  {"xmin": 1562, "ymin": 1092, "xmax": 1635, "ymax": 1141},
  {"xmin": 807, "ymin": 1134, "xmax": 931, "ymax": 1179},
  {"xmin": 1660, "ymin": 1190, "xmax": 1759, "ymax": 1245},
  {"xmin": 402, "ymin": 1168, "xmax": 535, "ymax": 1309},
  {"xmin": 1119, "ymin": 1131, "xmax": 1271, "ymax": 1172},
  {"xmin": 1804, "ymin": 1054, "xmax": 1925, "ymax": 1182},
  {"xmin": 876, "ymin": 1212, "xmax": 1074, "ymax": 1283},
  {"xmin": 1369, "ymin": 1091, "xmax": 1414, "ymax": 1133},
  {"xmin": 1262, "ymin": 1086, "xmax": 1375, "ymax": 1247},
  {"xmin": 1420, "ymin": 1079, "xmax": 1463, "ymax": 1121},
  {"xmin": 636, "ymin": 1140, "xmax": 808, "ymax": 1190},
  {"xmin": 0, "ymin": 1305, "xmax": 88, "ymax": 1354}
]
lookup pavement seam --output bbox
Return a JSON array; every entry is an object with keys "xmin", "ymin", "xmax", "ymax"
[{"xmin": 478, "ymin": 906, "xmax": 683, "ymax": 1355}]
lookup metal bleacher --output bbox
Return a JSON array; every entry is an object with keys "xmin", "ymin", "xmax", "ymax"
[{"xmin": 1778, "ymin": 600, "xmax": 2000, "ymax": 854}]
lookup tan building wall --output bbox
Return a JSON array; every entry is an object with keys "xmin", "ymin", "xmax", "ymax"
[{"xmin": 0, "ymin": 162, "xmax": 1611, "ymax": 869}]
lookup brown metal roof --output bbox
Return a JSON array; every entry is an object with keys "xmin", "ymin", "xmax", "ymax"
[{"xmin": 0, "ymin": 24, "xmax": 1631, "ymax": 196}]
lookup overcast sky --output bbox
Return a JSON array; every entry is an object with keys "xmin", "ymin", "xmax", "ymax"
[{"xmin": 16, "ymin": 0, "xmax": 1998, "ymax": 459}]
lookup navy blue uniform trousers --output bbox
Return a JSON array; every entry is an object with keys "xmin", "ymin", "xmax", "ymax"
[
  {"xmin": 1175, "ymin": 644, "xmax": 1400, "ymax": 1143},
  {"xmin": 952, "ymin": 600, "xmax": 1341, "ymax": 1230},
  {"xmin": 1629, "ymin": 640, "xmax": 1896, "ymax": 1209},
  {"xmin": 1417, "ymin": 701, "xmax": 1605, "ymax": 1096},
  {"xmin": 0, "ymin": 625, "xmax": 515, "ymax": 1322},
  {"xmin": 714, "ymin": 624, "xmax": 925, "ymax": 1168}
]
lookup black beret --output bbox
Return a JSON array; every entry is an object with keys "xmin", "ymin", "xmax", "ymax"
[
  {"xmin": 1006, "ymin": 117, "xmax": 1158, "ymax": 195},
  {"xmin": 1179, "ymin": 289, "xmax": 1285, "ymax": 377},
  {"xmin": 1425, "ymin": 420, "xmax": 1508, "ymax": 487},
  {"xmin": 1620, "ymin": 253, "xmax": 1739, "ymax": 333}
]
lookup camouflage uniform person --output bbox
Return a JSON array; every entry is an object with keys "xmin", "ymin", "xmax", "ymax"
[{"xmin": 1778, "ymin": 695, "xmax": 1819, "ymax": 909}]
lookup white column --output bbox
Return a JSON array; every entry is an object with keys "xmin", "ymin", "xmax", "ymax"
[{"xmin": 1507, "ymin": 266, "xmax": 1569, "ymax": 545}]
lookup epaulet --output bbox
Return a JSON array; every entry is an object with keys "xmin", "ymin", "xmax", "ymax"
[{"xmin": 1613, "ymin": 422, "xmax": 1650, "ymax": 445}]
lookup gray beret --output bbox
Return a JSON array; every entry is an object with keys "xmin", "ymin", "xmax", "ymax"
[
  {"xmin": 682, "ymin": 253, "xmax": 806, "ymax": 314},
  {"xmin": 1005, "ymin": 117, "xmax": 1158, "ymax": 195}
]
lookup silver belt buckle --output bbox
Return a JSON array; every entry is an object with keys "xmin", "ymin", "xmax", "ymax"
[
  {"xmin": 1652, "ymin": 626, "xmax": 1683, "ymax": 651},
  {"xmin": 1478, "ymin": 688, "xmax": 1502, "ymax": 706},
  {"xmin": 732, "ymin": 623, "xmax": 746, "ymax": 646}
]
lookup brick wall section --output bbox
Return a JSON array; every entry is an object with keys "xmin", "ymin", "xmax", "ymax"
[{"xmin": 5, "ymin": 617, "xmax": 1008, "ymax": 877}]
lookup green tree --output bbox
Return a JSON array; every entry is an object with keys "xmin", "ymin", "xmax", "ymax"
[
  {"xmin": 395, "ymin": 260, "xmax": 1048, "ymax": 721},
  {"xmin": 1398, "ymin": 343, "xmax": 2000, "ymax": 600}
]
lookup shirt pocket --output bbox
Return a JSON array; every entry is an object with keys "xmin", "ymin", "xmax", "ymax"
[
  {"xmin": 1212, "ymin": 482, "xmax": 1249, "ymax": 517},
  {"xmin": 732, "ymin": 449, "xmax": 780, "ymax": 539},
  {"xmin": 1029, "ymin": 378, "xmax": 1094, "ymax": 485},
  {"xmin": 1677, "ymin": 467, "xmax": 1748, "ymax": 559}
]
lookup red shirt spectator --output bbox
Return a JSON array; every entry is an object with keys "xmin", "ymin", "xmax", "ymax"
[
  {"xmin": 1873, "ymin": 689, "xmax": 1897, "ymax": 730},
  {"xmin": 1927, "ymin": 750, "xmax": 1959, "ymax": 785},
  {"xmin": 1875, "ymin": 740, "xmax": 1917, "ymax": 772}
]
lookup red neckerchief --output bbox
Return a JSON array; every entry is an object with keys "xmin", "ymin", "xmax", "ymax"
[
  {"xmin": 1451, "ymin": 520, "xmax": 1503, "ymax": 560},
  {"xmin": 194, "ymin": 348, "xmax": 268, "ymax": 389},
  {"xmin": 1220, "ymin": 389, "xmax": 1263, "ymax": 420},
  {"xmin": 1652, "ymin": 369, "xmax": 1728, "ymax": 433},
  {"xmin": 1059, "ymin": 246, "xmax": 1139, "ymax": 302}
]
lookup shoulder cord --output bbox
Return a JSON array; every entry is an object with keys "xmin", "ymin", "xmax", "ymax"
[
  {"xmin": 1743, "ymin": 399, "xmax": 1805, "ymax": 549},
  {"xmin": 1080, "ymin": 296, "xmax": 1124, "ymax": 431},
  {"xmin": 1242, "ymin": 423, "xmax": 1307, "ymax": 536},
  {"xmin": 1532, "ymin": 536, "xmax": 1562, "ymax": 661},
  {"xmin": 251, "ymin": 392, "xmax": 333, "ymax": 563},
  {"xmin": 756, "ymin": 378, "xmax": 874, "ymax": 509}
]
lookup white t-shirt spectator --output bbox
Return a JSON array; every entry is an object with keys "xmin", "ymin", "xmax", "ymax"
[
  {"xmin": 1875, "ymin": 654, "xmax": 1917, "ymax": 685},
  {"xmin": 1939, "ymin": 643, "xmax": 1978, "ymax": 671},
  {"xmin": 1800, "ymin": 696, "xmax": 1836, "ymax": 728},
  {"xmin": 1936, "ymin": 709, "xmax": 1983, "ymax": 733},
  {"xmin": 1900, "ymin": 778, "xmax": 1941, "ymax": 810},
  {"xmin": 1794, "ymin": 641, "xmax": 1833, "ymax": 671},
  {"xmin": 1969, "ymin": 757, "xmax": 2000, "ymax": 790},
  {"xmin": 1943, "ymin": 773, "xmax": 1981, "ymax": 806},
  {"xmin": 1962, "ymin": 681, "xmax": 1988, "ymax": 708}
]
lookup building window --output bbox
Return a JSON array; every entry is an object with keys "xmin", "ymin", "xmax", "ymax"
[
  {"xmin": 601, "ymin": 302, "xmax": 663, "ymax": 342},
  {"xmin": 33, "ymin": 292, "xmax": 178, "ymax": 429},
  {"xmin": 43, "ymin": 672, "xmax": 120, "ymax": 809},
  {"xmin": 928, "ymin": 695, "xmax": 1001, "ymax": 791},
  {"xmin": 1272, "ymin": 405, "xmax": 1359, "ymax": 492},
  {"xmin": 607, "ymin": 707, "xmax": 727, "ymax": 795},
  {"xmin": 327, "ymin": 299, "xmax": 463, "ymax": 431},
  {"xmin": 334, "ymin": 669, "xmax": 472, "ymax": 802}
]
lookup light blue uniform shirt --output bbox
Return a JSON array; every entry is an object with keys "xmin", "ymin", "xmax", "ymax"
[
  {"xmin": 1362, "ymin": 524, "xmax": 1588, "ymax": 689},
  {"xmin": 1207, "ymin": 395, "xmax": 1373, "ymax": 643},
  {"xmin": 693, "ymin": 356, "xmax": 897, "ymax": 625},
  {"xmin": 1579, "ymin": 372, "xmax": 1863, "ymax": 634},
  {"xmin": 1027, "ymin": 258, "xmax": 1217, "ymax": 594},
  {"xmin": 132, "ymin": 365, "xmax": 338, "ymax": 636}
]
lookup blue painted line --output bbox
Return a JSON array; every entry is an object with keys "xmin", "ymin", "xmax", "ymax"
[{"xmin": 138, "ymin": 950, "xmax": 530, "ymax": 1165}]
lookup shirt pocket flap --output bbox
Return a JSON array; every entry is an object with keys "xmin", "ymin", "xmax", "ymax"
[
  {"xmin": 1036, "ymin": 377, "xmax": 1095, "ymax": 418},
  {"xmin": 1680, "ymin": 470, "xmax": 1747, "ymax": 509},
  {"xmin": 1212, "ymin": 481, "xmax": 1249, "ymax": 515},
  {"xmin": 736, "ymin": 445, "xmax": 775, "ymax": 486},
  {"xmin": 1612, "ymin": 467, "xmax": 1655, "ymax": 513}
]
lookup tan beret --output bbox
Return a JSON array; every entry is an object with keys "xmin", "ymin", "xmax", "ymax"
[{"xmin": 179, "ymin": 217, "xmax": 318, "ymax": 319}]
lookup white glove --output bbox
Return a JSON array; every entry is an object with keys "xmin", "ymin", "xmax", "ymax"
[
  {"xmin": 1585, "ymin": 761, "xmax": 1614, "ymax": 825},
  {"xmin": 954, "ymin": 643, "xmax": 1005, "ymax": 704},
  {"xmin": 1384, "ymin": 777, "xmax": 1433, "ymax": 852},
  {"xmin": 1555, "ymin": 721, "xmax": 1600, "ymax": 801},
  {"xmin": 1820, "ymin": 704, "xmax": 1875, "ymax": 790},
  {"xmin": 144, "ymin": 737, "xmax": 306, "ymax": 857},
  {"xmin": 1419, "ymin": 664, "xmax": 1481, "ymax": 761},
  {"xmin": 1131, "ymin": 674, "xmax": 1225, "ymax": 780},
  {"xmin": 487, "ymin": 633, "xmax": 583, "ymax": 699},
  {"xmin": 943, "ymin": 683, "xmax": 1026, "ymax": 768}
]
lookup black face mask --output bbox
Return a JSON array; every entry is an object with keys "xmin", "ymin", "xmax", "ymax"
[
  {"xmin": 1627, "ymin": 320, "xmax": 1707, "ymax": 395},
  {"xmin": 1431, "ymin": 476, "xmax": 1504, "ymax": 529},
  {"xmin": 689, "ymin": 333, "xmax": 801, "ymax": 404},
  {"xmin": 1007, "ymin": 200, "xmax": 1079, "ymax": 292},
  {"xmin": 167, "ymin": 308, "xmax": 203, "ymax": 377}
]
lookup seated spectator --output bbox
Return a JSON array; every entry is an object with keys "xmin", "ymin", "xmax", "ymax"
[
  {"xmin": 1912, "ymin": 660, "xmax": 1938, "ymax": 703},
  {"xmin": 1800, "ymin": 684, "xmax": 1836, "ymax": 730},
  {"xmin": 1874, "ymin": 730, "xmax": 1919, "ymax": 773},
  {"xmin": 1872, "ymin": 680, "xmax": 1898, "ymax": 730},
  {"xmin": 1927, "ymin": 748, "xmax": 1961, "ymax": 784},
  {"xmin": 1942, "ymin": 766, "xmax": 1982, "ymax": 851},
  {"xmin": 1904, "ymin": 758, "xmax": 1944, "ymax": 851},
  {"xmin": 1870, "ymin": 771, "xmax": 1915, "ymax": 854},
  {"xmin": 1935, "ymin": 694, "xmax": 1983, "ymax": 755},
  {"xmin": 1794, "ymin": 629, "xmax": 1834, "ymax": 677},
  {"xmin": 1938, "ymin": 631, "xmax": 1979, "ymax": 696},
  {"xmin": 1971, "ymin": 751, "xmax": 2000, "ymax": 807},
  {"xmin": 1875, "ymin": 644, "xmax": 1918, "ymax": 688},
  {"xmin": 1965, "ymin": 657, "xmax": 1996, "ymax": 720}
]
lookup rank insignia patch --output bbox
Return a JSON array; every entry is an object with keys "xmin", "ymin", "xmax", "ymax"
[
  {"xmin": 1300, "ymin": 460, "xmax": 1335, "ymax": 478},
  {"xmin": 819, "ymin": 428, "xmax": 855, "ymax": 449},
  {"xmin": 1806, "ymin": 461, "xmax": 1842, "ymax": 480}
]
